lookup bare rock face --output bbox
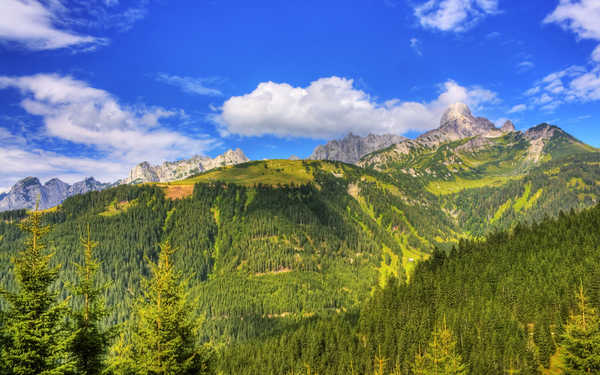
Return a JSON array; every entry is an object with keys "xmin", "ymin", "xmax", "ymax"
[
  {"xmin": 308, "ymin": 133, "xmax": 408, "ymax": 164},
  {"xmin": 0, "ymin": 176, "xmax": 109, "ymax": 212},
  {"xmin": 417, "ymin": 103, "xmax": 497, "ymax": 146},
  {"xmin": 501, "ymin": 120, "xmax": 516, "ymax": 133},
  {"xmin": 123, "ymin": 148, "xmax": 250, "ymax": 184}
]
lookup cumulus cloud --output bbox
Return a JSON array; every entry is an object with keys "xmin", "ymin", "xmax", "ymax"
[
  {"xmin": 156, "ymin": 74, "xmax": 223, "ymax": 96},
  {"xmin": 508, "ymin": 104, "xmax": 527, "ymax": 113},
  {"xmin": 212, "ymin": 76, "xmax": 498, "ymax": 139},
  {"xmin": 414, "ymin": 0, "xmax": 500, "ymax": 32},
  {"xmin": 0, "ymin": 74, "xmax": 216, "ymax": 186}
]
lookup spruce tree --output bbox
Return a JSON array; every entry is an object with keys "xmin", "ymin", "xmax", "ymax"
[
  {"xmin": 108, "ymin": 241, "xmax": 214, "ymax": 375},
  {"xmin": 560, "ymin": 283, "xmax": 600, "ymax": 374},
  {"xmin": 0, "ymin": 205, "xmax": 74, "ymax": 375},
  {"xmin": 68, "ymin": 225, "xmax": 112, "ymax": 375},
  {"xmin": 412, "ymin": 317, "xmax": 467, "ymax": 375}
]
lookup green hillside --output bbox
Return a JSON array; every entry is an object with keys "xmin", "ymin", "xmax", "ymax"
[
  {"xmin": 1, "ymin": 127, "xmax": 600, "ymax": 374},
  {"xmin": 220, "ymin": 198, "xmax": 600, "ymax": 375}
]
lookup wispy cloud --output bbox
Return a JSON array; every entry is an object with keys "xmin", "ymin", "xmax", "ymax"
[
  {"xmin": 414, "ymin": 0, "xmax": 500, "ymax": 32},
  {"xmin": 156, "ymin": 74, "xmax": 223, "ymax": 96},
  {"xmin": 508, "ymin": 104, "xmax": 527, "ymax": 113},
  {"xmin": 0, "ymin": 0, "xmax": 150, "ymax": 51},
  {"xmin": 409, "ymin": 38, "xmax": 423, "ymax": 56},
  {"xmin": 212, "ymin": 77, "xmax": 499, "ymax": 139},
  {"xmin": 0, "ymin": 0, "xmax": 106, "ymax": 51},
  {"xmin": 0, "ymin": 73, "xmax": 217, "ymax": 186},
  {"xmin": 517, "ymin": 61, "xmax": 535, "ymax": 73}
]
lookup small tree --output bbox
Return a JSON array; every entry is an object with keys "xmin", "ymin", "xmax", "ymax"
[
  {"xmin": 0, "ymin": 205, "xmax": 74, "ymax": 375},
  {"xmin": 560, "ymin": 283, "xmax": 600, "ymax": 374},
  {"xmin": 108, "ymin": 241, "xmax": 213, "ymax": 375},
  {"xmin": 68, "ymin": 225, "xmax": 113, "ymax": 375},
  {"xmin": 413, "ymin": 317, "xmax": 467, "ymax": 375}
]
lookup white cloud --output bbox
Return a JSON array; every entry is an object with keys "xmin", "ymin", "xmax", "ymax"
[
  {"xmin": 410, "ymin": 37, "xmax": 423, "ymax": 56},
  {"xmin": 524, "ymin": 86, "xmax": 541, "ymax": 96},
  {"xmin": 0, "ymin": 146, "xmax": 123, "ymax": 192},
  {"xmin": 212, "ymin": 76, "xmax": 498, "ymax": 139},
  {"xmin": 517, "ymin": 61, "xmax": 535, "ymax": 72},
  {"xmin": 0, "ymin": 0, "xmax": 106, "ymax": 50},
  {"xmin": 544, "ymin": 0, "xmax": 600, "ymax": 40},
  {"xmin": 508, "ymin": 104, "xmax": 527, "ymax": 113},
  {"xmin": 592, "ymin": 44, "xmax": 600, "ymax": 63},
  {"xmin": 414, "ymin": 0, "xmax": 499, "ymax": 32},
  {"xmin": 0, "ymin": 74, "xmax": 216, "ymax": 185},
  {"xmin": 156, "ymin": 74, "xmax": 223, "ymax": 96}
]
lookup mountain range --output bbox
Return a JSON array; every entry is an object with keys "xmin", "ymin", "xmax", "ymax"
[
  {"xmin": 1, "ymin": 102, "xmax": 599, "ymax": 373},
  {"xmin": 0, "ymin": 149, "xmax": 250, "ymax": 212},
  {"xmin": 0, "ymin": 176, "xmax": 109, "ymax": 211}
]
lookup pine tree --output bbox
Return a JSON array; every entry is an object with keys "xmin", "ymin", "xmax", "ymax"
[
  {"xmin": 108, "ymin": 241, "xmax": 214, "ymax": 375},
  {"xmin": 412, "ymin": 317, "xmax": 467, "ymax": 375},
  {"xmin": 560, "ymin": 283, "xmax": 600, "ymax": 374},
  {"xmin": 0, "ymin": 205, "xmax": 74, "ymax": 375},
  {"xmin": 68, "ymin": 225, "xmax": 112, "ymax": 375}
]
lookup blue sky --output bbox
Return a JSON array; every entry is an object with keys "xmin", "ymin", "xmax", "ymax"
[{"xmin": 1, "ymin": 0, "xmax": 600, "ymax": 190}]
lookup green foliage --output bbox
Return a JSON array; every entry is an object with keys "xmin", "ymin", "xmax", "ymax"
[
  {"xmin": 0, "ymin": 208, "xmax": 74, "ymax": 375},
  {"xmin": 412, "ymin": 318, "xmax": 467, "ymax": 375},
  {"xmin": 68, "ymin": 226, "xmax": 113, "ymax": 375},
  {"xmin": 560, "ymin": 284, "xmax": 600, "ymax": 374},
  {"xmin": 107, "ymin": 241, "xmax": 214, "ymax": 375}
]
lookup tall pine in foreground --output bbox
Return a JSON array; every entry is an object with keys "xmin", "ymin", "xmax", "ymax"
[
  {"xmin": 0, "ymin": 205, "xmax": 74, "ymax": 375},
  {"xmin": 560, "ymin": 284, "xmax": 600, "ymax": 374},
  {"xmin": 107, "ymin": 241, "xmax": 214, "ymax": 375},
  {"xmin": 68, "ymin": 225, "xmax": 112, "ymax": 375},
  {"xmin": 412, "ymin": 317, "xmax": 467, "ymax": 375}
]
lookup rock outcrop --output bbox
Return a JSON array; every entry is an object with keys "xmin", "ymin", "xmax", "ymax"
[
  {"xmin": 501, "ymin": 120, "xmax": 516, "ymax": 133},
  {"xmin": 308, "ymin": 133, "xmax": 407, "ymax": 164},
  {"xmin": 123, "ymin": 148, "xmax": 250, "ymax": 184},
  {"xmin": 417, "ymin": 103, "xmax": 497, "ymax": 146},
  {"xmin": 0, "ymin": 176, "xmax": 109, "ymax": 212}
]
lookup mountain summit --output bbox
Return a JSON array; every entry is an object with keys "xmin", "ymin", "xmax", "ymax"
[
  {"xmin": 417, "ymin": 102, "xmax": 497, "ymax": 146},
  {"xmin": 122, "ymin": 148, "xmax": 250, "ymax": 184},
  {"xmin": 0, "ymin": 176, "xmax": 108, "ymax": 212}
]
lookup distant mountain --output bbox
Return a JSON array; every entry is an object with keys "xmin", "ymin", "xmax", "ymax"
[
  {"xmin": 0, "ymin": 176, "xmax": 109, "ymax": 212},
  {"xmin": 122, "ymin": 148, "xmax": 249, "ymax": 184},
  {"xmin": 308, "ymin": 133, "xmax": 407, "ymax": 164}
]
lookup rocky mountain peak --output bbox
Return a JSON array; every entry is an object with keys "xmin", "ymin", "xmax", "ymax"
[
  {"xmin": 501, "ymin": 120, "xmax": 516, "ymax": 133},
  {"xmin": 0, "ymin": 176, "xmax": 108, "ymax": 212},
  {"xmin": 418, "ymin": 103, "xmax": 497, "ymax": 146},
  {"xmin": 123, "ymin": 149, "xmax": 250, "ymax": 184},
  {"xmin": 308, "ymin": 133, "xmax": 407, "ymax": 164},
  {"xmin": 440, "ymin": 102, "xmax": 472, "ymax": 125}
]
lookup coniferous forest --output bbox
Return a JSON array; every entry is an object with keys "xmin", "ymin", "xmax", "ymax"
[{"xmin": 0, "ymin": 155, "xmax": 599, "ymax": 374}]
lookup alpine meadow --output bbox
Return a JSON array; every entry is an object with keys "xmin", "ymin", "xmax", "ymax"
[{"xmin": 1, "ymin": 1, "xmax": 600, "ymax": 374}]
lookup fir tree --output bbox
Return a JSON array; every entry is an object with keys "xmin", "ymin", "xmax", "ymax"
[
  {"xmin": 560, "ymin": 283, "xmax": 600, "ymax": 374},
  {"xmin": 412, "ymin": 317, "xmax": 467, "ymax": 375},
  {"xmin": 68, "ymin": 225, "xmax": 112, "ymax": 375},
  {"xmin": 108, "ymin": 241, "xmax": 214, "ymax": 375},
  {"xmin": 0, "ymin": 205, "xmax": 74, "ymax": 375}
]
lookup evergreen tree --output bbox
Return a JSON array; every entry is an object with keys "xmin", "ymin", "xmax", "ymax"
[
  {"xmin": 108, "ymin": 241, "xmax": 214, "ymax": 375},
  {"xmin": 412, "ymin": 317, "xmax": 467, "ymax": 375},
  {"xmin": 0, "ymin": 205, "xmax": 74, "ymax": 375},
  {"xmin": 68, "ymin": 225, "xmax": 112, "ymax": 375},
  {"xmin": 560, "ymin": 283, "xmax": 600, "ymax": 374}
]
